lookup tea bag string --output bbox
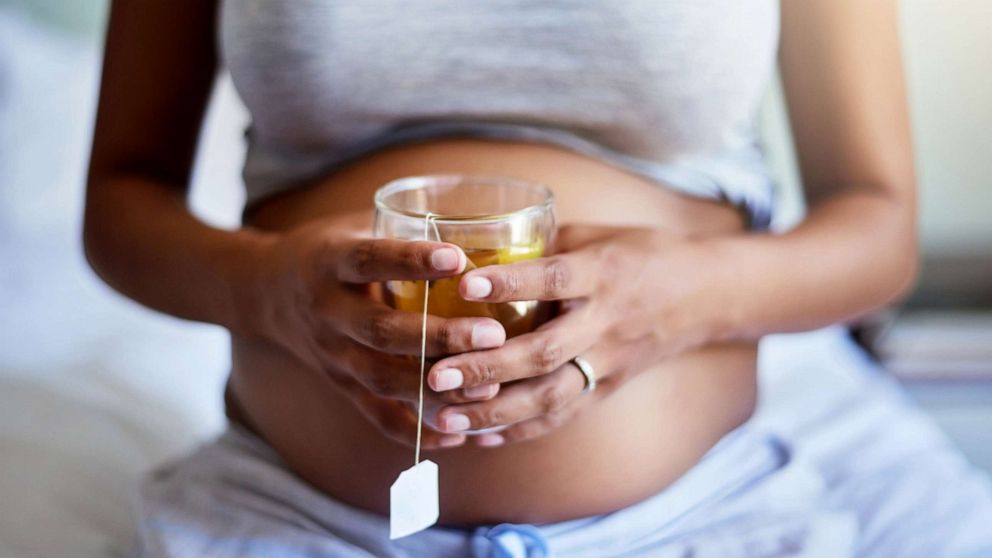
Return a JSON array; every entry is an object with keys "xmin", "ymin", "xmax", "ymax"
[{"xmin": 415, "ymin": 212, "xmax": 443, "ymax": 465}]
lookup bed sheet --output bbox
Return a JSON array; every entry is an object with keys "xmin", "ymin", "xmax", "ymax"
[{"xmin": 1, "ymin": 9, "xmax": 239, "ymax": 557}]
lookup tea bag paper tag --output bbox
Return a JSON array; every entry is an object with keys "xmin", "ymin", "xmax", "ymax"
[{"xmin": 389, "ymin": 459, "xmax": 439, "ymax": 539}]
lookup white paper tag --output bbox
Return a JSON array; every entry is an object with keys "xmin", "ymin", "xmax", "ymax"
[{"xmin": 389, "ymin": 459, "xmax": 439, "ymax": 539}]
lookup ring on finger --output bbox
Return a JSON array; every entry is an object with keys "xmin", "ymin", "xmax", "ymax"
[{"xmin": 569, "ymin": 355, "xmax": 597, "ymax": 395}]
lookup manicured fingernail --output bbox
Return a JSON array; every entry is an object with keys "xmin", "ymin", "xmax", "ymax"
[
  {"xmin": 432, "ymin": 368, "xmax": 463, "ymax": 391},
  {"xmin": 476, "ymin": 433, "xmax": 505, "ymax": 447},
  {"xmin": 465, "ymin": 276, "xmax": 493, "ymax": 299},
  {"xmin": 471, "ymin": 323, "xmax": 505, "ymax": 349},
  {"xmin": 439, "ymin": 435, "xmax": 466, "ymax": 448},
  {"xmin": 431, "ymin": 248, "xmax": 460, "ymax": 271},
  {"xmin": 442, "ymin": 413, "xmax": 471, "ymax": 433},
  {"xmin": 463, "ymin": 383, "xmax": 497, "ymax": 399}
]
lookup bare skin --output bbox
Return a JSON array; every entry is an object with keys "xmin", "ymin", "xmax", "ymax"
[
  {"xmin": 230, "ymin": 139, "xmax": 756, "ymax": 523},
  {"xmin": 85, "ymin": 0, "xmax": 916, "ymax": 526}
]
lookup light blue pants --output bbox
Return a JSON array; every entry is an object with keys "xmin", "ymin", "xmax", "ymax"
[{"xmin": 134, "ymin": 330, "xmax": 992, "ymax": 557}]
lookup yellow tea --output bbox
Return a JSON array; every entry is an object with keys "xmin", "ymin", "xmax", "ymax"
[{"xmin": 386, "ymin": 240, "xmax": 549, "ymax": 339}]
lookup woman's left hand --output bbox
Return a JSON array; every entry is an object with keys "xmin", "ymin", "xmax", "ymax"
[{"xmin": 427, "ymin": 224, "xmax": 723, "ymax": 446}]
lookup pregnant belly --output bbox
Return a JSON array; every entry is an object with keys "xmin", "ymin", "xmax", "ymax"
[{"xmin": 232, "ymin": 139, "xmax": 759, "ymax": 525}]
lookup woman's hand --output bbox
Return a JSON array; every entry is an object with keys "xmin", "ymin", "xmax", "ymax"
[
  {"xmin": 427, "ymin": 224, "xmax": 722, "ymax": 446},
  {"xmin": 248, "ymin": 215, "xmax": 510, "ymax": 449}
]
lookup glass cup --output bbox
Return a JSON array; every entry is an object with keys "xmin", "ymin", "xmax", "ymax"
[
  {"xmin": 374, "ymin": 174, "xmax": 556, "ymax": 338},
  {"xmin": 374, "ymin": 175, "xmax": 556, "ymax": 434}
]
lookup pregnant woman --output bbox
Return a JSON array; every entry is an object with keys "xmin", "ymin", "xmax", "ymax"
[{"xmin": 85, "ymin": 1, "xmax": 992, "ymax": 556}]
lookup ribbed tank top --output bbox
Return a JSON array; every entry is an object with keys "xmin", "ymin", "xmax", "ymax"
[{"xmin": 220, "ymin": 1, "xmax": 780, "ymax": 227}]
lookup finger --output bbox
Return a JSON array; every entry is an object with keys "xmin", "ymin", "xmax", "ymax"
[
  {"xmin": 469, "ymin": 335, "xmax": 641, "ymax": 446},
  {"xmin": 321, "ymin": 336, "xmax": 423, "ymax": 400},
  {"xmin": 334, "ymin": 376, "xmax": 467, "ymax": 450},
  {"xmin": 494, "ymin": 406, "xmax": 575, "ymax": 446},
  {"xmin": 334, "ymin": 238, "xmax": 467, "ymax": 283},
  {"xmin": 434, "ymin": 363, "xmax": 586, "ymax": 433},
  {"xmin": 459, "ymin": 251, "xmax": 600, "ymax": 303},
  {"xmin": 460, "ymin": 383, "xmax": 501, "ymax": 402},
  {"xmin": 434, "ymin": 383, "xmax": 501, "ymax": 406},
  {"xmin": 428, "ymin": 305, "xmax": 600, "ymax": 391},
  {"xmin": 321, "ymin": 288, "xmax": 506, "ymax": 355},
  {"xmin": 322, "ymin": 334, "xmax": 500, "ymax": 404}
]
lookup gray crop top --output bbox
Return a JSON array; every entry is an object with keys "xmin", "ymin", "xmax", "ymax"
[{"xmin": 220, "ymin": 1, "xmax": 780, "ymax": 228}]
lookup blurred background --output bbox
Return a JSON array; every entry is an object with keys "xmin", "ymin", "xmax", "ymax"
[{"xmin": 1, "ymin": 1, "xmax": 989, "ymax": 556}]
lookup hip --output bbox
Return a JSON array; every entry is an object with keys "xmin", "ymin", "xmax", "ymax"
[{"xmin": 137, "ymin": 416, "xmax": 853, "ymax": 558}]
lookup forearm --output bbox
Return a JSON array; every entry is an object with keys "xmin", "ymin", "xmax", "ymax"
[
  {"xmin": 83, "ymin": 175, "xmax": 275, "ymax": 335},
  {"xmin": 704, "ymin": 187, "xmax": 918, "ymax": 341}
]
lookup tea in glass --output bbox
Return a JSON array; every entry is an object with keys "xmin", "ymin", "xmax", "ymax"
[{"xmin": 373, "ymin": 175, "xmax": 556, "ymax": 339}]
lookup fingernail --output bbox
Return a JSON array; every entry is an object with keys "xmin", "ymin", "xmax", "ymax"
[
  {"xmin": 442, "ymin": 413, "xmax": 471, "ymax": 432},
  {"xmin": 433, "ymin": 368, "xmax": 463, "ymax": 391},
  {"xmin": 471, "ymin": 323, "xmax": 505, "ymax": 349},
  {"xmin": 465, "ymin": 276, "xmax": 493, "ymax": 299},
  {"xmin": 431, "ymin": 248, "xmax": 460, "ymax": 271},
  {"xmin": 439, "ymin": 435, "xmax": 466, "ymax": 448},
  {"xmin": 476, "ymin": 433, "xmax": 505, "ymax": 447},
  {"xmin": 463, "ymin": 383, "xmax": 497, "ymax": 399}
]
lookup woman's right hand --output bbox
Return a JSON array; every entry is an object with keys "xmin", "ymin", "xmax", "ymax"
[{"xmin": 245, "ymin": 216, "xmax": 508, "ymax": 449}]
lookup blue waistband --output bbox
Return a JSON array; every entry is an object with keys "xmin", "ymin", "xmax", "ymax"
[{"xmin": 454, "ymin": 424, "xmax": 789, "ymax": 557}]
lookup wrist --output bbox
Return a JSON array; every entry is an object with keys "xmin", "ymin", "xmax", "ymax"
[
  {"xmin": 683, "ymin": 235, "xmax": 751, "ymax": 345},
  {"xmin": 223, "ymin": 228, "xmax": 282, "ymax": 339}
]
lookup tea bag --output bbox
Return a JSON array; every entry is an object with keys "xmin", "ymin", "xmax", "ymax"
[
  {"xmin": 389, "ymin": 214, "xmax": 442, "ymax": 540},
  {"xmin": 389, "ymin": 459, "xmax": 439, "ymax": 539}
]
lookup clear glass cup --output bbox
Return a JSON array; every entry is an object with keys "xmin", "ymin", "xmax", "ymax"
[
  {"xmin": 374, "ymin": 175, "xmax": 557, "ymax": 436},
  {"xmin": 374, "ymin": 175, "xmax": 557, "ymax": 339}
]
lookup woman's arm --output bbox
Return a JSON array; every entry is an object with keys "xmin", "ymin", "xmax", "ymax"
[
  {"xmin": 85, "ymin": 1, "xmax": 500, "ymax": 449},
  {"xmin": 429, "ymin": 0, "xmax": 919, "ymax": 442},
  {"xmin": 708, "ymin": 0, "xmax": 918, "ymax": 339},
  {"xmin": 83, "ymin": 1, "xmax": 269, "ymax": 332}
]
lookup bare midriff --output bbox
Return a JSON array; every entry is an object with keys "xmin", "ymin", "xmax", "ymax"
[{"xmin": 232, "ymin": 139, "xmax": 758, "ymax": 526}]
